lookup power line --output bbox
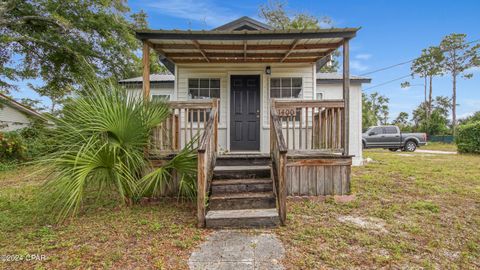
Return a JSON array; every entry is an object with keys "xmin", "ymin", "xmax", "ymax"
[
  {"xmin": 363, "ymin": 74, "xmax": 412, "ymax": 91},
  {"xmin": 359, "ymin": 59, "xmax": 415, "ymax": 76},
  {"xmin": 359, "ymin": 38, "xmax": 480, "ymax": 76}
]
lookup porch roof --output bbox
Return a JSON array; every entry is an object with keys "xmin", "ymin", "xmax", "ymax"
[{"xmin": 135, "ymin": 28, "xmax": 359, "ymax": 64}]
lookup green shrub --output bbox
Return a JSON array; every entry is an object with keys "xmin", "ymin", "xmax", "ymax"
[
  {"xmin": 456, "ymin": 121, "xmax": 480, "ymax": 154},
  {"xmin": 38, "ymin": 81, "xmax": 197, "ymax": 220},
  {"xmin": 0, "ymin": 132, "xmax": 26, "ymax": 161},
  {"xmin": 0, "ymin": 121, "xmax": 55, "ymax": 162},
  {"xmin": 0, "ymin": 160, "xmax": 18, "ymax": 172},
  {"xmin": 19, "ymin": 121, "xmax": 57, "ymax": 159}
]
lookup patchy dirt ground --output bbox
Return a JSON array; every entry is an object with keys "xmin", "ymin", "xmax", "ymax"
[
  {"xmin": 1, "ymin": 149, "xmax": 479, "ymax": 269},
  {"xmin": 275, "ymin": 150, "xmax": 480, "ymax": 269},
  {"xmin": 0, "ymin": 166, "xmax": 209, "ymax": 270}
]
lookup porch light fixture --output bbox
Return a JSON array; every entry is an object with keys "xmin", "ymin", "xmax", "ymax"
[{"xmin": 265, "ymin": 66, "xmax": 271, "ymax": 75}]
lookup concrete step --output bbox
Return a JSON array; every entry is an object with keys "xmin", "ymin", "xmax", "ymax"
[
  {"xmin": 209, "ymin": 192, "xmax": 276, "ymax": 210},
  {"xmin": 211, "ymin": 178, "xmax": 273, "ymax": 194},
  {"xmin": 205, "ymin": 208, "xmax": 280, "ymax": 228},
  {"xmin": 216, "ymin": 154, "xmax": 271, "ymax": 166},
  {"xmin": 213, "ymin": 165, "xmax": 271, "ymax": 180}
]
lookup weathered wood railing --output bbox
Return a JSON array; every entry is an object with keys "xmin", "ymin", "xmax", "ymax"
[
  {"xmin": 196, "ymin": 105, "xmax": 218, "ymax": 227},
  {"xmin": 270, "ymin": 106, "xmax": 287, "ymax": 225},
  {"xmin": 272, "ymin": 100, "xmax": 345, "ymax": 152},
  {"xmin": 149, "ymin": 99, "xmax": 219, "ymax": 156}
]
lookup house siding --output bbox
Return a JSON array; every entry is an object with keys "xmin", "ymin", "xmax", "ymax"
[
  {"xmin": 0, "ymin": 103, "xmax": 32, "ymax": 131},
  {"xmin": 176, "ymin": 63, "xmax": 316, "ymax": 153},
  {"xmin": 126, "ymin": 84, "xmax": 175, "ymax": 100},
  {"xmin": 316, "ymin": 82, "xmax": 364, "ymax": 166}
]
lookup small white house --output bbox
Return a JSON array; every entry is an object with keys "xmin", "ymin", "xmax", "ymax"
[
  {"xmin": 0, "ymin": 93, "xmax": 48, "ymax": 131},
  {"xmin": 120, "ymin": 72, "xmax": 370, "ymax": 165},
  {"xmin": 133, "ymin": 16, "xmax": 369, "ymax": 226}
]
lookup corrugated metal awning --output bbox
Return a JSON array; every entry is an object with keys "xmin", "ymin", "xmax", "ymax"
[{"xmin": 135, "ymin": 28, "xmax": 359, "ymax": 64}]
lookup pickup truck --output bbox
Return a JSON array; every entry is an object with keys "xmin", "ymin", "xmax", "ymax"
[{"xmin": 362, "ymin": 125, "xmax": 427, "ymax": 152}]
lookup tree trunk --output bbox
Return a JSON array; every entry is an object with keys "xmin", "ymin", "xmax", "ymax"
[
  {"xmin": 424, "ymin": 76, "xmax": 427, "ymax": 104},
  {"xmin": 428, "ymin": 75, "xmax": 433, "ymax": 119},
  {"xmin": 50, "ymin": 101, "xmax": 56, "ymax": 113},
  {"xmin": 452, "ymin": 73, "xmax": 457, "ymax": 134}
]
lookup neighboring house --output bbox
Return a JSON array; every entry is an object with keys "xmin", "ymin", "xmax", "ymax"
[
  {"xmin": 119, "ymin": 73, "xmax": 175, "ymax": 101},
  {"xmin": 120, "ymin": 72, "xmax": 371, "ymax": 165},
  {"xmin": 134, "ymin": 16, "xmax": 364, "ymax": 227},
  {"xmin": 0, "ymin": 93, "xmax": 48, "ymax": 131},
  {"xmin": 316, "ymin": 73, "xmax": 371, "ymax": 165}
]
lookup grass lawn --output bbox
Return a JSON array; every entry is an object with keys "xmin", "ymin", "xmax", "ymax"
[
  {"xmin": 1, "ymin": 150, "xmax": 479, "ymax": 269},
  {"xmin": 0, "ymin": 166, "xmax": 208, "ymax": 269},
  {"xmin": 276, "ymin": 150, "xmax": 479, "ymax": 269},
  {"xmin": 422, "ymin": 142, "xmax": 458, "ymax": 152}
]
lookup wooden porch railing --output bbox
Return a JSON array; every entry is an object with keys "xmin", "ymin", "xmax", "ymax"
[
  {"xmin": 270, "ymin": 99, "xmax": 348, "ymax": 225},
  {"xmin": 272, "ymin": 100, "xmax": 345, "ymax": 152},
  {"xmin": 147, "ymin": 99, "xmax": 218, "ymax": 227},
  {"xmin": 149, "ymin": 99, "xmax": 219, "ymax": 156},
  {"xmin": 270, "ymin": 106, "xmax": 287, "ymax": 225},
  {"xmin": 196, "ymin": 105, "xmax": 218, "ymax": 227}
]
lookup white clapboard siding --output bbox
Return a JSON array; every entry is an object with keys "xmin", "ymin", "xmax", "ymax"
[
  {"xmin": 0, "ymin": 103, "xmax": 32, "ymax": 131},
  {"xmin": 177, "ymin": 63, "xmax": 315, "ymax": 129}
]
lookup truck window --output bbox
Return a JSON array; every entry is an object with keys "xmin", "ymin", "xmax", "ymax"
[
  {"xmin": 370, "ymin": 127, "xmax": 383, "ymax": 135},
  {"xmin": 384, "ymin": 126, "xmax": 398, "ymax": 134}
]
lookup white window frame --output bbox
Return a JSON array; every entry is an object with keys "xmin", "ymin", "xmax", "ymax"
[
  {"xmin": 187, "ymin": 78, "xmax": 221, "ymax": 123},
  {"xmin": 269, "ymin": 77, "xmax": 303, "ymax": 99},
  {"xmin": 187, "ymin": 78, "xmax": 221, "ymax": 100},
  {"xmin": 151, "ymin": 94, "xmax": 171, "ymax": 101}
]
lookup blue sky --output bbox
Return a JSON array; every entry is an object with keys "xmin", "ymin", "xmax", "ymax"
[{"xmin": 12, "ymin": 0, "xmax": 480, "ymax": 120}]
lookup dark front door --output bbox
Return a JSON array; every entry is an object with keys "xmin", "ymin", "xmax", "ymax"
[{"xmin": 230, "ymin": 75, "xmax": 260, "ymax": 151}]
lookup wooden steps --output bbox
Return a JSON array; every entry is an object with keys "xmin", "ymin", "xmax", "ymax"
[
  {"xmin": 205, "ymin": 209, "xmax": 280, "ymax": 228},
  {"xmin": 206, "ymin": 155, "xmax": 279, "ymax": 228}
]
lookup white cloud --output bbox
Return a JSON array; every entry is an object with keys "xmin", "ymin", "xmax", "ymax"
[
  {"xmin": 350, "ymin": 60, "xmax": 369, "ymax": 72},
  {"xmin": 147, "ymin": 0, "xmax": 239, "ymax": 27},
  {"xmin": 355, "ymin": 53, "xmax": 372, "ymax": 60}
]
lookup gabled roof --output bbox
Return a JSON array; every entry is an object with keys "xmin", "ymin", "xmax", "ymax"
[
  {"xmin": 212, "ymin": 16, "xmax": 273, "ymax": 31},
  {"xmin": 316, "ymin": 72, "xmax": 371, "ymax": 84},
  {"xmin": 0, "ymin": 93, "xmax": 48, "ymax": 121}
]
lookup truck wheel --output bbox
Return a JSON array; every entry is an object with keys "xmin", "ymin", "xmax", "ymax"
[
  {"xmin": 404, "ymin": 141, "xmax": 417, "ymax": 152},
  {"xmin": 388, "ymin": 148, "xmax": 399, "ymax": 152}
]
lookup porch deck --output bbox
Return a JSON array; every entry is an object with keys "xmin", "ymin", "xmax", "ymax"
[{"xmin": 147, "ymin": 98, "xmax": 352, "ymax": 227}]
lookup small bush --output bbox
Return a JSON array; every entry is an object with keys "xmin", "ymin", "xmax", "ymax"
[
  {"xmin": 0, "ymin": 121, "xmax": 54, "ymax": 162},
  {"xmin": 456, "ymin": 121, "xmax": 480, "ymax": 154},
  {"xmin": 0, "ymin": 132, "xmax": 26, "ymax": 161},
  {"xmin": 19, "ymin": 121, "xmax": 56, "ymax": 159}
]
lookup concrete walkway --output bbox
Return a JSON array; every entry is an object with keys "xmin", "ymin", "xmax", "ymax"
[{"xmin": 188, "ymin": 230, "xmax": 285, "ymax": 270}]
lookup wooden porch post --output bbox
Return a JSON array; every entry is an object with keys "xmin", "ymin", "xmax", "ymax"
[
  {"xmin": 342, "ymin": 39, "xmax": 350, "ymax": 156},
  {"xmin": 142, "ymin": 41, "xmax": 151, "ymax": 101}
]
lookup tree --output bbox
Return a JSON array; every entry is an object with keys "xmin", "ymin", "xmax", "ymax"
[
  {"xmin": 392, "ymin": 112, "xmax": 409, "ymax": 128},
  {"xmin": 124, "ymin": 10, "xmax": 168, "ymax": 78},
  {"xmin": 439, "ymin": 33, "xmax": 480, "ymax": 133},
  {"xmin": 459, "ymin": 111, "xmax": 480, "ymax": 125},
  {"xmin": 18, "ymin": 97, "xmax": 46, "ymax": 112},
  {"xmin": 258, "ymin": 0, "xmax": 338, "ymax": 72},
  {"xmin": 411, "ymin": 96, "xmax": 452, "ymax": 135},
  {"xmin": 410, "ymin": 46, "xmax": 444, "ymax": 118},
  {"xmin": 0, "ymin": 0, "xmax": 144, "ymax": 110},
  {"xmin": 362, "ymin": 92, "xmax": 390, "ymax": 127}
]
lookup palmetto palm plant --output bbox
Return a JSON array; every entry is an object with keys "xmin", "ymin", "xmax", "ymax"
[{"xmin": 40, "ymin": 81, "xmax": 197, "ymax": 220}]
